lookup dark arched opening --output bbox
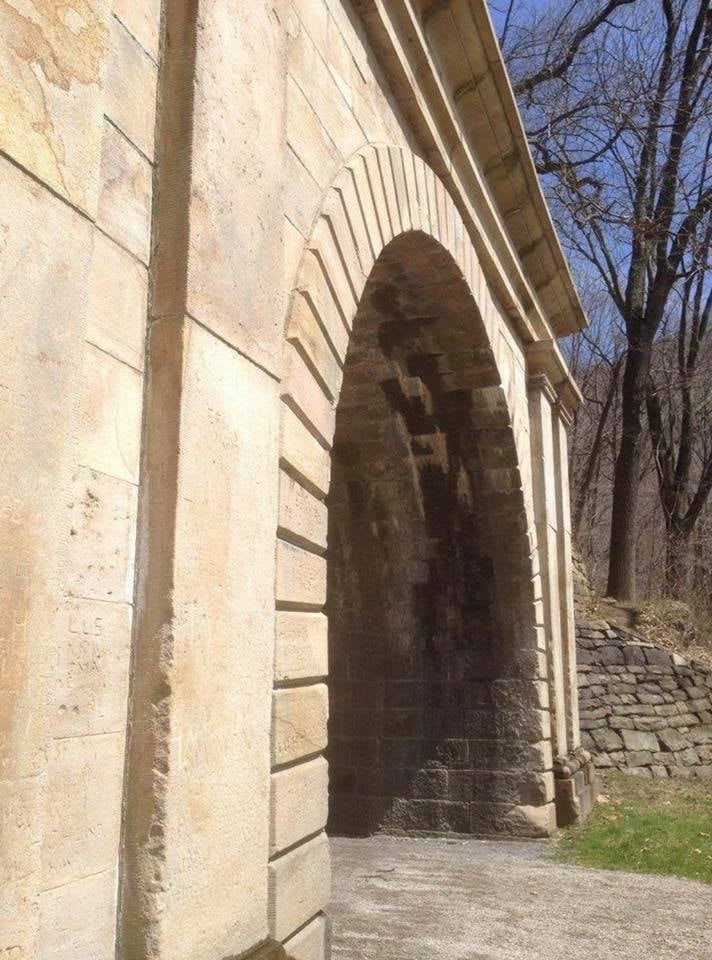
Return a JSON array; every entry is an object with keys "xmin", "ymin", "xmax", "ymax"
[{"xmin": 326, "ymin": 233, "xmax": 548, "ymax": 838}]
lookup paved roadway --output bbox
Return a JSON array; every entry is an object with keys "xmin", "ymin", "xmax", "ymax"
[{"xmin": 329, "ymin": 835, "xmax": 711, "ymax": 960}]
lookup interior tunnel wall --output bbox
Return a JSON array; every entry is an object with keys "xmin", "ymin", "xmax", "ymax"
[{"xmin": 326, "ymin": 240, "xmax": 550, "ymax": 837}]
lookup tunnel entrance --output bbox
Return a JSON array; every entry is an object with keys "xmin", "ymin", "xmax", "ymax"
[{"xmin": 326, "ymin": 234, "xmax": 545, "ymax": 838}]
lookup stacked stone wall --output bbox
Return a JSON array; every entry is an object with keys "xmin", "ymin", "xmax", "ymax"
[{"xmin": 576, "ymin": 620, "xmax": 712, "ymax": 778}]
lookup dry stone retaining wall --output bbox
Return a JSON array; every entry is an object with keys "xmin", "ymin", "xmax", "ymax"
[{"xmin": 576, "ymin": 620, "xmax": 712, "ymax": 778}]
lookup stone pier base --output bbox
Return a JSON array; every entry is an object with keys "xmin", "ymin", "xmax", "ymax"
[{"xmin": 553, "ymin": 749, "xmax": 598, "ymax": 827}]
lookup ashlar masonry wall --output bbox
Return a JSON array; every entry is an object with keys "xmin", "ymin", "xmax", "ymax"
[
  {"xmin": 1, "ymin": 1, "xmax": 588, "ymax": 958},
  {"xmin": 577, "ymin": 620, "xmax": 712, "ymax": 778}
]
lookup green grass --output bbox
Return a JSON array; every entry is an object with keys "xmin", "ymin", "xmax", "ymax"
[{"xmin": 557, "ymin": 773, "xmax": 712, "ymax": 884}]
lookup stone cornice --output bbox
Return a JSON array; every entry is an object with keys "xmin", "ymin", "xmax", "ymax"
[
  {"xmin": 353, "ymin": 0, "xmax": 587, "ymax": 345},
  {"xmin": 526, "ymin": 340, "xmax": 584, "ymax": 414}
]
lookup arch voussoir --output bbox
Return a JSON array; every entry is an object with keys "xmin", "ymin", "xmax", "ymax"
[{"xmin": 269, "ymin": 143, "xmax": 558, "ymax": 949}]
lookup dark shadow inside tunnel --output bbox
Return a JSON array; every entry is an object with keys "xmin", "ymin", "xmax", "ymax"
[{"xmin": 326, "ymin": 233, "xmax": 543, "ymax": 838}]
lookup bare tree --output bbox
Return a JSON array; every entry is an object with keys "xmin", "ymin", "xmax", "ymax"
[
  {"xmin": 645, "ymin": 209, "xmax": 712, "ymax": 596},
  {"xmin": 495, "ymin": 0, "xmax": 712, "ymax": 601}
]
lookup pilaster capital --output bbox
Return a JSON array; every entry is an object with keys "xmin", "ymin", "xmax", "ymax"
[
  {"xmin": 527, "ymin": 369, "xmax": 558, "ymax": 405},
  {"xmin": 525, "ymin": 339, "xmax": 582, "ymax": 420}
]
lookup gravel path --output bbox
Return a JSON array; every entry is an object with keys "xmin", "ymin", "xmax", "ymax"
[{"xmin": 329, "ymin": 835, "xmax": 711, "ymax": 960}]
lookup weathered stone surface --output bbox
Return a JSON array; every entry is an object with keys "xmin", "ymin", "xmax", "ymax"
[
  {"xmin": 591, "ymin": 728, "xmax": 623, "ymax": 752},
  {"xmin": 0, "ymin": 159, "xmax": 94, "ymax": 957},
  {"xmin": 96, "ymin": 120, "xmax": 152, "ymax": 262},
  {"xmin": 104, "ymin": 16, "xmax": 157, "ymax": 158},
  {"xmin": 283, "ymin": 914, "xmax": 327, "ymax": 960},
  {"xmin": 78, "ymin": 344, "xmax": 143, "ymax": 483},
  {"xmin": 274, "ymin": 611, "xmax": 328, "ymax": 683},
  {"xmin": 269, "ymin": 833, "xmax": 331, "ymax": 941},
  {"xmin": 37, "ymin": 870, "xmax": 117, "ymax": 960},
  {"xmin": 658, "ymin": 728, "xmax": 689, "ymax": 753},
  {"xmin": 185, "ymin": 0, "xmax": 287, "ymax": 374},
  {"xmin": 272, "ymin": 685, "xmax": 328, "ymax": 766},
  {"xmin": 271, "ymin": 757, "xmax": 329, "ymax": 855},
  {"xmin": 49, "ymin": 598, "xmax": 132, "ymax": 737},
  {"xmin": 2, "ymin": 5, "xmax": 602, "ymax": 955},
  {"xmin": 41, "ymin": 734, "xmax": 125, "ymax": 888},
  {"xmin": 66, "ymin": 468, "xmax": 138, "ymax": 602},
  {"xmin": 0, "ymin": 0, "xmax": 111, "ymax": 213},
  {"xmin": 278, "ymin": 470, "xmax": 328, "ymax": 553},
  {"xmin": 121, "ymin": 319, "xmax": 280, "ymax": 959},
  {"xmin": 86, "ymin": 231, "xmax": 148, "ymax": 370},
  {"xmin": 113, "ymin": 0, "xmax": 161, "ymax": 59},
  {"xmin": 576, "ymin": 621, "xmax": 712, "ymax": 779},
  {"xmin": 275, "ymin": 540, "xmax": 327, "ymax": 608}
]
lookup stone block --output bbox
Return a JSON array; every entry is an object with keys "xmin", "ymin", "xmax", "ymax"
[
  {"xmin": 612, "ymin": 703, "xmax": 655, "ymax": 716},
  {"xmin": 79, "ymin": 344, "xmax": 143, "ymax": 484},
  {"xmin": 623, "ymin": 645, "xmax": 646, "ymax": 666},
  {"xmin": 591, "ymin": 728, "xmax": 623, "ymax": 752},
  {"xmin": 272, "ymin": 685, "xmax": 328, "ymax": 766},
  {"xmin": 104, "ymin": 17, "xmax": 157, "ymax": 158},
  {"xmin": 282, "ymin": 345, "xmax": 336, "ymax": 447},
  {"xmin": 579, "ymin": 717, "xmax": 606, "ymax": 731},
  {"xmin": 96, "ymin": 119, "xmax": 152, "ymax": 262},
  {"xmin": 48, "ymin": 598, "xmax": 131, "ymax": 738},
  {"xmin": 592, "ymin": 752, "xmax": 614, "ymax": 768},
  {"xmin": 626, "ymin": 751, "xmax": 653, "ymax": 766},
  {"xmin": 281, "ymin": 404, "xmax": 332, "ymax": 498},
  {"xmin": 275, "ymin": 540, "xmax": 327, "ymax": 609},
  {"xmin": 271, "ymin": 757, "xmax": 329, "ymax": 856},
  {"xmin": 185, "ymin": 0, "xmax": 287, "ymax": 374},
  {"xmin": 470, "ymin": 801, "xmax": 557, "ymax": 838},
  {"xmin": 65, "ymin": 468, "xmax": 138, "ymax": 602},
  {"xmin": 675, "ymin": 747, "xmax": 699, "ymax": 766},
  {"xmin": 113, "ymin": 0, "xmax": 161, "ymax": 60},
  {"xmin": 278, "ymin": 469, "xmax": 328, "ymax": 553},
  {"xmin": 385, "ymin": 798, "xmax": 467, "ymax": 835},
  {"xmin": 86, "ymin": 230, "xmax": 148, "ymax": 370},
  {"xmin": 633, "ymin": 717, "xmax": 669, "ymax": 732},
  {"xmin": 283, "ymin": 914, "xmax": 328, "ymax": 960},
  {"xmin": 689, "ymin": 725, "xmax": 712, "ymax": 744},
  {"xmin": 638, "ymin": 692, "xmax": 665, "ymax": 705},
  {"xmin": 622, "ymin": 729, "xmax": 659, "ymax": 752},
  {"xmin": 38, "ymin": 869, "xmax": 117, "ymax": 960},
  {"xmin": 654, "ymin": 704, "xmax": 679, "ymax": 717},
  {"xmin": 668, "ymin": 765, "xmax": 693, "ymax": 779},
  {"xmin": 274, "ymin": 611, "xmax": 328, "ymax": 683},
  {"xmin": 599, "ymin": 645, "xmax": 624, "ymax": 664},
  {"xmin": 0, "ymin": 0, "xmax": 110, "ymax": 214},
  {"xmin": 657, "ymin": 728, "xmax": 689, "ymax": 753},
  {"xmin": 645, "ymin": 647, "xmax": 673, "ymax": 666},
  {"xmin": 608, "ymin": 716, "xmax": 634, "ymax": 729},
  {"xmin": 669, "ymin": 713, "xmax": 700, "ymax": 728},
  {"xmin": 41, "ymin": 733, "xmax": 125, "ymax": 889},
  {"xmin": 269, "ymin": 833, "xmax": 330, "ymax": 941}
]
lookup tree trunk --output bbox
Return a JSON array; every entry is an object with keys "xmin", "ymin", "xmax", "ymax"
[
  {"xmin": 606, "ymin": 336, "xmax": 652, "ymax": 601},
  {"xmin": 665, "ymin": 521, "xmax": 691, "ymax": 600},
  {"xmin": 572, "ymin": 361, "xmax": 620, "ymax": 541}
]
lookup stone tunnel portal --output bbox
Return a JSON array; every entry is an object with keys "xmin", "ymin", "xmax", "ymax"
[{"xmin": 326, "ymin": 233, "xmax": 545, "ymax": 838}]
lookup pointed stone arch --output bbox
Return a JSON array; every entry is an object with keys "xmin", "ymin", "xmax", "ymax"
[{"xmin": 268, "ymin": 145, "xmax": 554, "ymax": 952}]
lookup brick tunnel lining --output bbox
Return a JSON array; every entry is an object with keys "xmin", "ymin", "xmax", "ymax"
[{"xmin": 326, "ymin": 234, "xmax": 548, "ymax": 837}]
